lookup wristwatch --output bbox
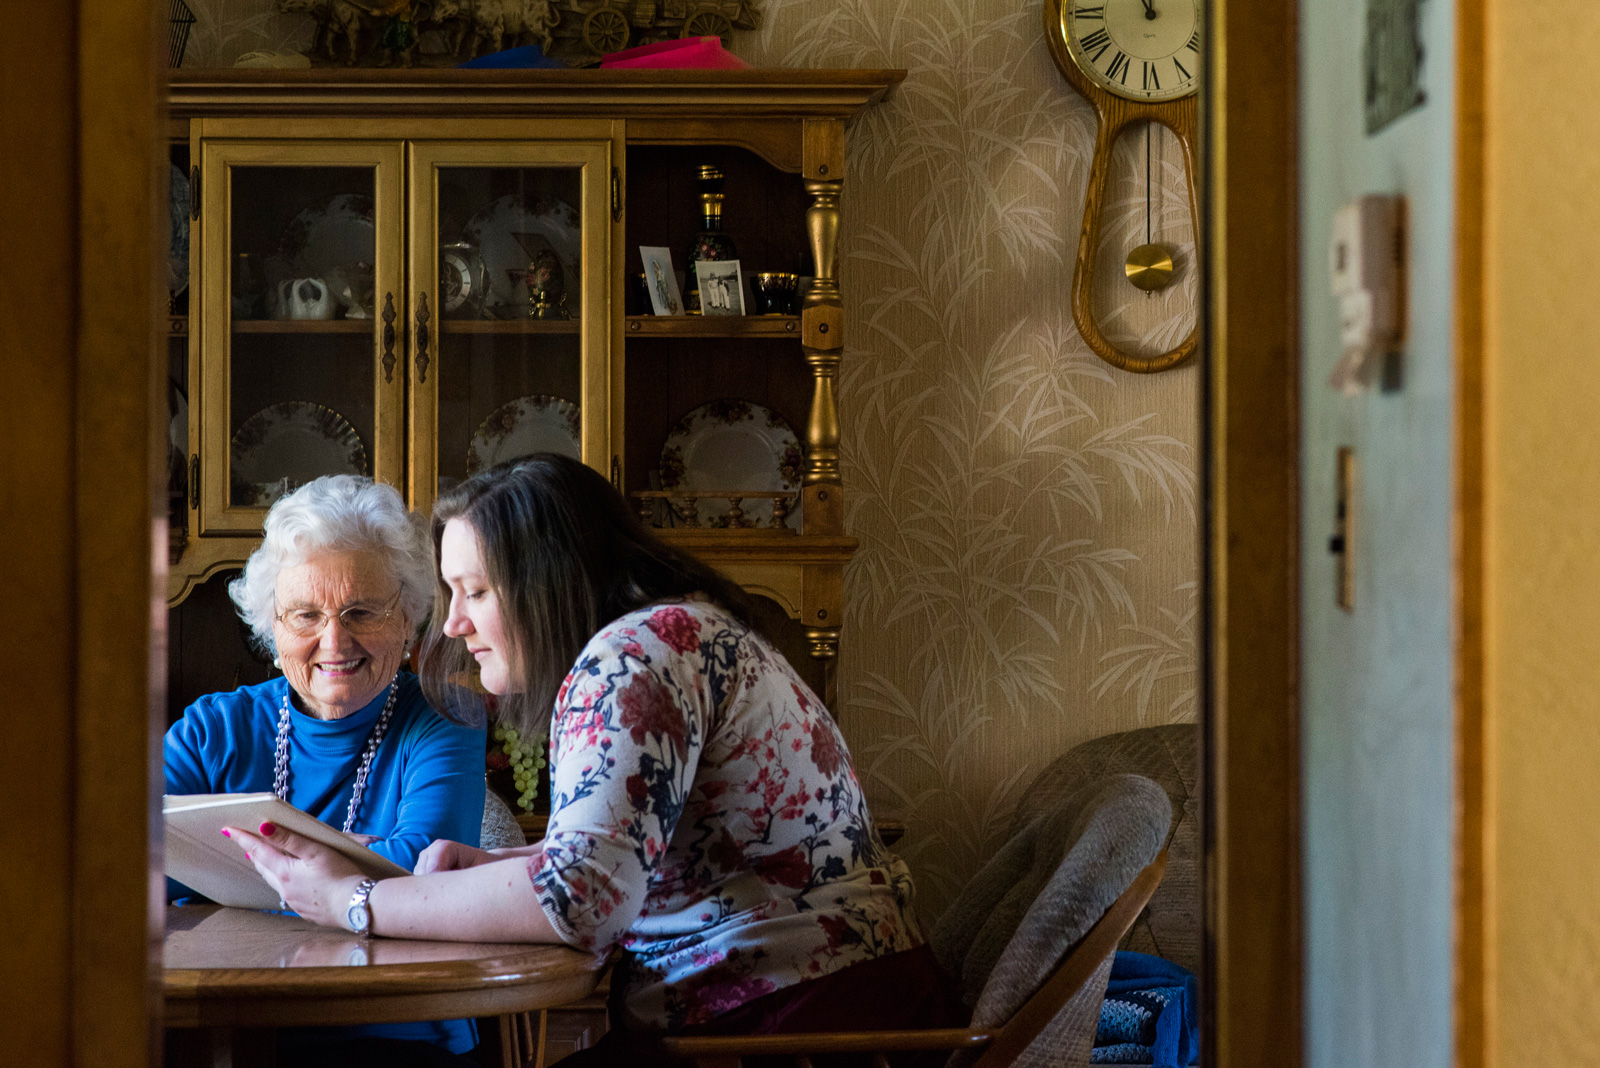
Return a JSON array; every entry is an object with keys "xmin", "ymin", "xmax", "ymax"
[{"xmin": 346, "ymin": 878, "xmax": 378, "ymax": 937}]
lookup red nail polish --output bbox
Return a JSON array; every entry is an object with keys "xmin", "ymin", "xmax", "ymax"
[
  {"xmin": 260, "ymin": 821, "xmax": 277, "ymax": 836},
  {"xmin": 220, "ymin": 828, "xmax": 231, "ymax": 837}
]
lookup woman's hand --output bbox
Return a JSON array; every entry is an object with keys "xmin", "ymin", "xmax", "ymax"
[
  {"xmin": 414, "ymin": 839, "xmax": 502, "ymax": 875},
  {"xmin": 223, "ymin": 821, "xmax": 365, "ymax": 930}
]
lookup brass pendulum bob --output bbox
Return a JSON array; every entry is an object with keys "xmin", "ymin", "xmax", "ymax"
[{"xmin": 1125, "ymin": 243, "xmax": 1175, "ymax": 291}]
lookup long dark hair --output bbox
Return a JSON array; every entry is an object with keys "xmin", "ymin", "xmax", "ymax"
[{"xmin": 419, "ymin": 453, "xmax": 755, "ymax": 736}]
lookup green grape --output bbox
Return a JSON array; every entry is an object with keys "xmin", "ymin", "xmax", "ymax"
[{"xmin": 494, "ymin": 723, "xmax": 548, "ymax": 813}]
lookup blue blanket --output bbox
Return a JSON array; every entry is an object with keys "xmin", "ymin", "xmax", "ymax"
[{"xmin": 1091, "ymin": 951, "xmax": 1199, "ymax": 1067}]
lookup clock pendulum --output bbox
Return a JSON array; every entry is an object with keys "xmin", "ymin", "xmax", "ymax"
[{"xmin": 1125, "ymin": 122, "xmax": 1176, "ymax": 292}]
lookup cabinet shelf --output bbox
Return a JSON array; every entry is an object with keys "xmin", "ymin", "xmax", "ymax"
[
  {"xmin": 440, "ymin": 319, "xmax": 581, "ymax": 335},
  {"xmin": 231, "ymin": 320, "xmax": 371, "ymax": 334},
  {"xmin": 626, "ymin": 315, "xmax": 799, "ymax": 338}
]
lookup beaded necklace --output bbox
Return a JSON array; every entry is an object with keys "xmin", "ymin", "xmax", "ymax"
[{"xmin": 272, "ymin": 673, "xmax": 401, "ymax": 833}]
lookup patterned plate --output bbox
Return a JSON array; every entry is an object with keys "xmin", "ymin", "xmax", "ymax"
[
  {"xmin": 468, "ymin": 394, "xmax": 582, "ymax": 473},
  {"xmin": 659, "ymin": 400, "xmax": 803, "ymax": 529},
  {"xmin": 230, "ymin": 402, "xmax": 368, "ymax": 509},
  {"xmin": 280, "ymin": 193, "xmax": 375, "ymax": 280},
  {"xmin": 461, "ymin": 194, "xmax": 581, "ymax": 319}
]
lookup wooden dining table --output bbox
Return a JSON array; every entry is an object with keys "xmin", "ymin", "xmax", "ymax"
[{"xmin": 164, "ymin": 904, "xmax": 609, "ymax": 1068}]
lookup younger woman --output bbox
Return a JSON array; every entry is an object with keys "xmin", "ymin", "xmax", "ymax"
[{"xmin": 226, "ymin": 455, "xmax": 951, "ymax": 1054}]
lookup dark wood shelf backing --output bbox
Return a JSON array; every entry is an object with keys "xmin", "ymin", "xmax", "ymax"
[
  {"xmin": 232, "ymin": 319, "xmax": 372, "ymax": 333},
  {"xmin": 626, "ymin": 315, "xmax": 799, "ymax": 338},
  {"xmin": 441, "ymin": 319, "xmax": 582, "ymax": 334}
]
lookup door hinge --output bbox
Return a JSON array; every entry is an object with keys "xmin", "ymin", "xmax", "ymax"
[
  {"xmin": 189, "ymin": 165, "xmax": 200, "ymax": 220},
  {"xmin": 189, "ymin": 453, "xmax": 200, "ymax": 510},
  {"xmin": 611, "ymin": 167, "xmax": 622, "ymax": 222}
]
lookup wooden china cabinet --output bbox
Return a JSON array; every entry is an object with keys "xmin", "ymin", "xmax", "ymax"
[{"xmin": 163, "ymin": 70, "xmax": 904, "ymax": 719}]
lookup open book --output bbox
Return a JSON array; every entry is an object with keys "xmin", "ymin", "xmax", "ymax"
[{"xmin": 164, "ymin": 793, "xmax": 409, "ymax": 910}]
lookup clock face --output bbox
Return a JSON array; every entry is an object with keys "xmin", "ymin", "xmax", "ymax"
[{"xmin": 1062, "ymin": 0, "xmax": 1201, "ymax": 103}]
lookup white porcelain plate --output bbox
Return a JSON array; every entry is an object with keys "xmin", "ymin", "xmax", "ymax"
[
  {"xmin": 467, "ymin": 394, "xmax": 582, "ymax": 473},
  {"xmin": 461, "ymin": 194, "xmax": 581, "ymax": 318},
  {"xmin": 230, "ymin": 402, "xmax": 368, "ymax": 508},
  {"xmin": 658, "ymin": 400, "xmax": 803, "ymax": 529},
  {"xmin": 280, "ymin": 192, "xmax": 375, "ymax": 279}
]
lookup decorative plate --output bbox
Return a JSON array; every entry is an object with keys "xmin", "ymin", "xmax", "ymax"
[
  {"xmin": 467, "ymin": 394, "xmax": 582, "ymax": 473},
  {"xmin": 279, "ymin": 193, "xmax": 375, "ymax": 280},
  {"xmin": 461, "ymin": 194, "xmax": 581, "ymax": 318},
  {"xmin": 169, "ymin": 163, "xmax": 190, "ymax": 296},
  {"xmin": 658, "ymin": 400, "xmax": 803, "ymax": 529},
  {"xmin": 230, "ymin": 402, "xmax": 368, "ymax": 509}
]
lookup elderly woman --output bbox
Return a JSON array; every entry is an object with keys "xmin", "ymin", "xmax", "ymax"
[{"xmin": 164, "ymin": 474, "xmax": 487, "ymax": 1067}]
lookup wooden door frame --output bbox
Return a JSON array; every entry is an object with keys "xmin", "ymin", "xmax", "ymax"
[
  {"xmin": 0, "ymin": 1, "xmax": 166, "ymax": 1066},
  {"xmin": 1453, "ymin": 0, "xmax": 1488, "ymax": 1062},
  {"xmin": 1203, "ymin": 1, "xmax": 1303, "ymax": 1067}
]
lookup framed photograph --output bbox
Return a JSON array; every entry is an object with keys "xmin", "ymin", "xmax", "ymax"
[
  {"xmin": 694, "ymin": 259, "xmax": 745, "ymax": 316},
  {"xmin": 639, "ymin": 246, "xmax": 683, "ymax": 315}
]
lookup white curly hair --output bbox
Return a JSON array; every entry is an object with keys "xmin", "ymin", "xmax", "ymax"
[{"xmin": 229, "ymin": 475, "xmax": 435, "ymax": 656}]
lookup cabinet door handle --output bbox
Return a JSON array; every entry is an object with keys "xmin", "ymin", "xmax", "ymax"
[
  {"xmin": 611, "ymin": 167, "xmax": 622, "ymax": 222},
  {"xmin": 189, "ymin": 165, "xmax": 200, "ymax": 220},
  {"xmin": 415, "ymin": 292, "xmax": 431, "ymax": 384},
  {"xmin": 381, "ymin": 293, "xmax": 397, "ymax": 383}
]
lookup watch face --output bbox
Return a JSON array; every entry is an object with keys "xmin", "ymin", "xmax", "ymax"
[
  {"xmin": 1062, "ymin": 0, "xmax": 1201, "ymax": 102},
  {"xmin": 348, "ymin": 903, "xmax": 369, "ymax": 934}
]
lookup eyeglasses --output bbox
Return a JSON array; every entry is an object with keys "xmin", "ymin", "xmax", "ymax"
[{"xmin": 274, "ymin": 590, "xmax": 402, "ymax": 639}]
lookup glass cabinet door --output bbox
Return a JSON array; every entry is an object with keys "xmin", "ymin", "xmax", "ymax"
[
  {"xmin": 196, "ymin": 140, "xmax": 404, "ymax": 534},
  {"xmin": 407, "ymin": 141, "xmax": 615, "ymax": 515}
]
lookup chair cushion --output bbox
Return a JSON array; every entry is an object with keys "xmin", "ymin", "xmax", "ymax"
[
  {"xmin": 480, "ymin": 788, "xmax": 528, "ymax": 851},
  {"xmin": 932, "ymin": 773, "xmax": 1171, "ymax": 1024},
  {"xmin": 1010, "ymin": 725, "xmax": 1200, "ymax": 976}
]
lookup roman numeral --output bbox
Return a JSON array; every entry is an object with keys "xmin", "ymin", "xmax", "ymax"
[
  {"xmin": 1187, "ymin": 32, "xmax": 1200, "ymax": 52},
  {"xmin": 1143, "ymin": 61, "xmax": 1161, "ymax": 91},
  {"xmin": 1173, "ymin": 55, "xmax": 1192, "ymax": 80},
  {"xmin": 1107, "ymin": 50, "xmax": 1131, "ymax": 84},
  {"xmin": 1080, "ymin": 27, "xmax": 1111, "ymax": 59},
  {"xmin": 1075, "ymin": 5, "xmax": 1104, "ymax": 18}
]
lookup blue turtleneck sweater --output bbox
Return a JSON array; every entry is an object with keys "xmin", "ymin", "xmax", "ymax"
[{"xmin": 165, "ymin": 671, "xmax": 486, "ymax": 1054}]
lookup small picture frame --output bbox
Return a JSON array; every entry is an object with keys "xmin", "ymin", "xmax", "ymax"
[
  {"xmin": 694, "ymin": 259, "xmax": 745, "ymax": 317},
  {"xmin": 639, "ymin": 246, "xmax": 683, "ymax": 315}
]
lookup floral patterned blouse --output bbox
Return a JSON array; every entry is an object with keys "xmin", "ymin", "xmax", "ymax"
[{"xmin": 529, "ymin": 599, "xmax": 924, "ymax": 1031}]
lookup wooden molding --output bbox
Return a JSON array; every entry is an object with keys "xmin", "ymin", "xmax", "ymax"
[
  {"xmin": 168, "ymin": 69, "xmax": 907, "ymax": 121},
  {"xmin": 1205, "ymin": 0, "xmax": 1302, "ymax": 1066},
  {"xmin": 1453, "ymin": 0, "xmax": 1489, "ymax": 1063},
  {"xmin": 0, "ymin": 1, "xmax": 165, "ymax": 1066}
]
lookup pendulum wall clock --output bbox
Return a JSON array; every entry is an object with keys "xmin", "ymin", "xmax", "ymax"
[{"xmin": 1045, "ymin": 0, "xmax": 1200, "ymax": 373}]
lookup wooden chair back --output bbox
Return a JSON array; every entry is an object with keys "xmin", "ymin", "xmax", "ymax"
[{"xmin": 659, "ymin": 850, "xmax": 1170, "ymax": 1068}]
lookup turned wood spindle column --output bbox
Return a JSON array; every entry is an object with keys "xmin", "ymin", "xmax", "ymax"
[{"xmin": 802, "ymin": 178, "xmax": 844, "ymax": 490}]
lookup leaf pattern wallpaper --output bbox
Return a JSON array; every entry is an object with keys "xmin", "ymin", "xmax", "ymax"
[
  {"xmin": 177, "ymin": 0, "xmax": 1200, "ymax": 919},
  {"xmin": 738, "ymin": 0, "xmax": 1199, "ymax": 916}
]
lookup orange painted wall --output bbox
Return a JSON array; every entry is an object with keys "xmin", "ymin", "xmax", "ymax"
[{"xmin": 1483, "ymin": 1, "xmax": 1600, "ymax": 1060}]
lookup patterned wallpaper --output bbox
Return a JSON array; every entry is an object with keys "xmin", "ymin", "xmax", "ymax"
[
  {"xmin": 741, "ymin": 0, "xmax": 1199, "ymax": 916},
  {"xmin": 177, "ymin": 0, "xmax": 1200, "ymax": 919}
]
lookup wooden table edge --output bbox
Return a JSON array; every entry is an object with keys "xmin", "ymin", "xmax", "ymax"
[{"xmin": 165, "ymin": 963, "xmax": 605, "ymax": 1029}]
